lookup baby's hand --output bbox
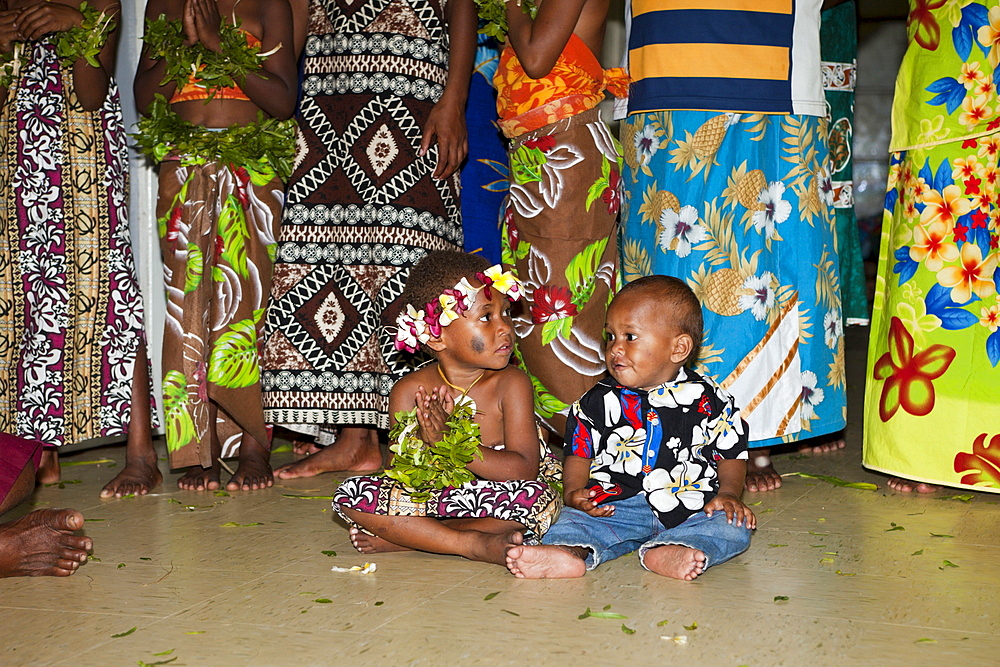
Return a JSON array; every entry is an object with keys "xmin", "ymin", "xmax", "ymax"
[
  {"xmin": 703, "ymin": 492, "xmax": 756, "ymax": 529},
  {"xmin": 566, "ymin": 487, "xmax": 615, "ymax": 517},
  {"xmin": 414, "ymin": 385, "xmax": 454, "ymax": 445}
]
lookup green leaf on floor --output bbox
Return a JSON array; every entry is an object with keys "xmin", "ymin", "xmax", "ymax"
[
  {"xmin": 214, "ymin": 490, "xmax": 230, "ymax": 497},
  {"xmin": 656, "ymin": 619, "xmax": 669, "ymax": 626},
  {"xmin": 45, "ymin": 479, "xmax": 82, "ymax": 488},
  {"xmin": 84, "ymin": 518, "xmax": 106, "ymax": 522},
  {"xmin": 939, "ymin": 560, "xmax": 959, "ymax": 569},
  {"xmin": 835, "ymin": 570, "xmax": 856, "ymax": 576},
  {"xmin": 62, "ymin": 459, "xmax": 116, "ymax": 467},
  {"xmin": 930, "ymin": 533, "xmax": 954, "ymax": 538},
  {"xmin": 621, "ymin": 624, "xmax": 636, "ymax": 635},
  {"xmin": 374, "ymin": 601, "xmax": 384, "ymax": 606},
  {"xmin": 808, "ymin": 531, "xmax": 828, "ymax": 536},
  {"xmin": 782, "ymin": 472, "xmax": 877, "ymax": 491},
  {"xmin": 484, "ymin": 591, "xmax": 500, "ymax": 601},
  {"xmin": 767, "ymin": 544, "xmax": 788, "ymax": 548},
  {"xmin": 502, "ymin": 609, "xmax": 520, "ymax": 616},
  {"xmin": 137, "ymin": 659, "xmax": 178, "ymax": 667},
  {"xmin": 313, "ymin": 598, "xmax": 333, "ymax": 604},
  {"xmin": 810, "ymin": 545, "xmax": 826, "ymax": 548},
  {"xmin": 683, "ymin": 622, "xmax": 698, "ymax": 631},
  {"xmin": 117, "ymin": 563, "xmax": 126, "ymax": 569},
  {"xmin": 942, "ymin": 494, "xmax": 974, "ymax": 503},
  {"xmin": 824, "ymin": 552, "xmax": 839, "ymax": 555},
  {"xmin": 167, "ymin": 499, "xmax": 182, "ymax": 505},
  {"xmin": 748, "ymin": 501, "xmax": 762, "ymax": 506},
  {"xmin": 603, "ymin": 604, "xmax": 612, "ymax": 610},
  {"xmin": 820, "ymin": 558, "xmax": 834, "ymax": 563},
  {"xmin": 111, "ymin": 627, "xmax": 137, "ymax": 638},
  {"xmin": 773, "ymin": 596, "xmax": 789, "ymax": 602},
  {"xmin": 912, "ymin": 549, "xmax": 924, "ymax": 556},
  {"xmin": 89, "ymin": 556, "xmax": 101, "ymax": 562},
  {"xmin": 220, "ymin": 522, "xmax": 263, "ymax": 527},
  {"xmin": 271, "ymin": 443, "xmax": 293, "ymax": 453},
  {"xmin": 140, "ymin": 557, "xmax": 152, "ymax": 561},
  {"xmin": 298, "ymin": 592, "xmax": 317, "ymax": 595},
  {"xmin": 321, "ymin": 550, "xmax": 337, "ymax": 557},
  {"xmin": 817, "ymin": 518, "xmax": 826, "ymax": 522},
  {"xmin": 886, "ymin": 523, "xmax": 905, "ymax": 532},
  {"xmin": 915, "ymin": 638, "xmax": 937, "ymax": 644},
  {"xmin": 578, "ymin": 607, "xmax": 627, "ymax": 620},
  {"xmin": 760, "ymin": 508, "xmax": 775, "ymax": 513},
  {"xmin": 183, "ymin": 631, "xmax": 206, "ymax": 635},
  {"xmin": 282, "ymin": 494, "xmax": 334, "ymax": 500},
  {"xmin": 152, "ymin": 649, "xmax": 175, "ymax": 656}
]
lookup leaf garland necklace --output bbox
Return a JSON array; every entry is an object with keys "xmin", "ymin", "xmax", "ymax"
[
  {"xmin": 474, "ymin": 0, "xmax": 538, "ymax": 39},
  {"xmin": 0, "ymin": 2, "xmax": 116, "ymax": 89},
  {"xmin": 383, "ymin": 366, "xmax": 487, "ymax": 501}
]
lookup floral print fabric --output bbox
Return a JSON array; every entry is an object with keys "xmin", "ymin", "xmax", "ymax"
[
  {"xmin": 0, "ymin": 41, "xmax": 153, "ymax": 446},
  {"xmin": 157, "ymin": 161, "xmax": 282, "ymax": 469},
  {"xmin": 620, "ymin": 110, "xmax": 847, "ymax": 448},
  {"xmin": 566, "ymin": 369, "xmax": 748, "ymax": 530},
  {"xmin": 863, "ymin": 0, "xmax": 1000, "ymax": 493}
]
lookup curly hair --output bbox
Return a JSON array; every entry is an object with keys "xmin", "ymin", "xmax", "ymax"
[
  {"xmin": 615, "ymin": 275, "xmax": 703, "ymax": 363},
  {"xmin": 401, "ymin": 250, "xmax": 492, "ymax": 312}
]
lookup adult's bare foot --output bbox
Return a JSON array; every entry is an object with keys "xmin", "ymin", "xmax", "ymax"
[
  {"xmin": 643, "ymin": 544, "xmax": 706, "ymax": 580},
  {"xmin": 227, "ymin": 436, "xmax": 274, "ymax": 491},
  {"xmin": 0, "ymin": 508, "xmax": 92, "ymax": 577},
  {"xmin": 887, "ymin": 477, "xmax": 939, "ymax": 493},
  {"xmin": 293, "ymin": 440, "xmax": 322, "ymax": 456},
  {"xmin": 274, "ymin": 427, "xmax": 382, "ymax": 479},
  {"xmin": 745, "ymin": 450, "xmax": 782, "ymax": 492},
  {"xmin": 350, "ymin": 526, "xmax": 410, "ymax": 554},
  {"xmin": 35, "ymin": 449, "xmax": 60, "ymax": 484},
  {"xmin": 467, "ymin": 529, "xmax": 523, "ymax": 565},
  {"xmin": 505, "ymin": 543, "xmax": 587, "ymax": 578},
  {"xmin": 797, "ymin": 430, "xmax": 847, "ymax": 454},
  {"xmin": 101, "ymin": 457, "xmax": 162, "ymax": 498},
  {"xmin": 177, "ymin": 462, "xmax": 222, "ymax": 491}
]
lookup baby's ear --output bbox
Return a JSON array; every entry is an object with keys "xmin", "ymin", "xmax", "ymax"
[{"xmin": 669, "ymin": 333, "xmax": 694, "ymax": 364}]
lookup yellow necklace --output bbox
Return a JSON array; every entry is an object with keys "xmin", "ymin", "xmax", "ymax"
[{"xmin": 438, "ymin": 365, "xmax": 485, "ymax": 395}]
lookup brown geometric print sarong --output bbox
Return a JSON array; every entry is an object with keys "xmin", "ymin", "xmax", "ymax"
[
  {"xmin": 502, "ymin": 107, "xmax": 621, "ymax": 434},
  {"xmin": 157, "ymin": 161, "xmax": 283, "ymax": 469}
]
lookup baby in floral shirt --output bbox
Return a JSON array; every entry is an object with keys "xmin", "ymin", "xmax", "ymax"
[{"xmin": 506, "ymin": 275, "xmax": 755, "ymax": 580}]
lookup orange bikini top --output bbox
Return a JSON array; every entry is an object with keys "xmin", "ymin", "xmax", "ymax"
[
  {"xmin": 493, "ymin": 33, "xmax": 630, "ymax": 137},
  {"xmin": 169, "ymin": 32, "xmax": 261, "ymax": 104}
]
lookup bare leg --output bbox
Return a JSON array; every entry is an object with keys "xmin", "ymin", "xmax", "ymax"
[
  {"xmin": 745, "ymin": 449, "xmax": 782, "ymax": 492},
  {"xmin": 350, "ymin": 517, "xmax": 518, "ymax": 554},
  {"xmin": 178, "ymin": 404, "xmax": 222, "ymax": 491},
  {"xmin": 339, "ymin": 507, "xmax": 521, "ymax": 565},
  {"xmin": 0, "ymin": 509, "xmax": 92, "ymax": 577},
  {"xmin": 1, "ymin": 455, "xmax": 39, "ymax": 515},
  {"xmin": 505, "ymin": 544, "xmax": 588, "ymax": 579},
  {"xmin": 102, "ymin": 342, "xmax": 162, "ymax": 498},
  {"xmin": 643, "ymin": 545, "xmax": 706, "ymax": 581},
  {"xmin": 797, "ymin": 429, "xmax": 847, "ymax": 455},
  {"xmin": 275, "ymin": 427, "xmax": 382, "ymax": 479},
  {"xmin": 887, "ymin": 477, "xmax": 939, "ymax": 493},
  {"xmin": 35, "ymin": 448, "xmax": 60, "ymax": 484},
  {"xmin": 227, "ymin": 431, "xmax": 274, "ymax": 491}
]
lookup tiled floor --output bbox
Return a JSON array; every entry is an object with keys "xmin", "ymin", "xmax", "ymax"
[{"xmin": 3, "ymin": 328, "xmax": 999, "ymax": 666}]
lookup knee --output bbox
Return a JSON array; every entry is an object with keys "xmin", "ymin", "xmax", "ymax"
[{"xmin": 709, "ymin": 514, "xmax": 753, "ymax": 550}]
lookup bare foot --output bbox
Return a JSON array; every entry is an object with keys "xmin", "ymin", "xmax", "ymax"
[
  {"xmin": 0, "ymin": 509, "xmax": 92, "ymax": 577},
  {"xmin": 887, "ymin": 477, "xmax": 939, "ymax": 493},
  {"xmin": 350, "ymin": 527, "xmax": 410, "ymax": 554},
  {"xmin": 101, "ymin": 457, "xmax": 162, "ymax": 498},
  {"xmin": 177, "ymin": 463, "xmax": 221, "ymax": 491},
  {"xmin": 745, "ymin": 450, "xmax": 782, "ymax": 492},
  {"xmin": 467, "ymin": 529, "xmax": 523, "ymax": 565},
  {"xmin": 35, "ymin": 449, "xmax": 60, "ymax": 484},
  {"xmin": 505, "ymin": 543, "xmax": 587, "ymax": 579},
  {"xmin": 275, "ymin": 427, "xmax": 382, "ymax": 479},
  {"xmin": 798, "ymin": 430, "xmax": 847, "ymax": 455},
  {"xmin": 643, "ymin": 544, "xmax": 706, "ymax": 580},
  {"xmin": 293, "ymin": 440, "xmax": 322, "ymax": 456},
  {"xmin": 227, "ymin": 435, "xmax": 274, "ymax": 491}
]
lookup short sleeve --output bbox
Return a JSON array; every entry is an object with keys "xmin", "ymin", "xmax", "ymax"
[
  {"xmin": 705, "ymin": 383, "xmax": 749, "ymax": 461},
  {"xmin": 564, "ymin": 400, "xmax": 595, "ymax": 459}
]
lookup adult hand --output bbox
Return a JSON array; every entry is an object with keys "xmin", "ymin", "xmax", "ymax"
[
  {"xmin": 420, "ymin": 97, "xmax": 467, "ymax": 180},
  {"xmin": 0, "ymin": 10, "xmax": 20, "ymax": 52},
  {"xmin": 14, "ymin": 0, "xmax": 83, "ymax": 42}
]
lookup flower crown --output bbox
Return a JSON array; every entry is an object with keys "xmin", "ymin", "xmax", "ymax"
[{"xmin": 393, "ymin": 264, "xmax": 523, "ymax": 353}]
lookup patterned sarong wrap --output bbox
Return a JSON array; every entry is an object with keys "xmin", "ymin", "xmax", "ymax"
[
  {"xmin": 0, "ymin": 40, "xmax": 154, "ymax": 447},
  {"xmin": 863, "ymin": 0, "xmax": 1000, "ymax": 493},
  {"xmin": 157, "ymin": 160, "xmax": 283, "ymax": 469},
  {"xmin": 0, "ymin": 433, "xmax": 42, "ymax": 508},
  {"xmin": 334, "ymin": 432, "xmax": 563, "ymax": 540},
  {"xmin": 620, "ymin": 111, "xmax": 846, "ymax": 448},
  {"xmin": 261, "ymin": 0, "xmax": 463, "ymax": 434},
  {"xmin": 502, "ymin": 106, "xmax": 622, "ymax": 434}
]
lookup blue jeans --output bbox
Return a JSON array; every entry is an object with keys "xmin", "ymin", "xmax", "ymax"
[{"xmin": 541, "ymin": 494, "xmax": 752, "ymax": 571}]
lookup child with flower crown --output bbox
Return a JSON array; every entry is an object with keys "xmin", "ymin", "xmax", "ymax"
[{"xmin": 333, "ymin": 250, "xmax": 562, "ymax": 563}]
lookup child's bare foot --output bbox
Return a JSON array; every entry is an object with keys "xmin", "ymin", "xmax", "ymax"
[
  {"xmin": 178, "ymin": 463, "xmax": 221, "ymax": 491},
  {"xmin": 887, "ymin": 477, "xmax": 939, "ymax": 493},
  {"xmin": 101, "ymin": 456, "xmax": 162, "ymax": 498},
  {"xmin": 505, "ymin": 544, "xmax": 587, "ymax": 579},
  {"xmin": 797, "ymin": 430, "xmax": 846, "ymax": 454},
  {"xmin": 643, "ymin": 544, "xmax": 706, "ymax": 580},
  {"xmin": 35, "ymin": 449, "xmax": 60, "ymax": 484},
  {"xmin": 227, "ymin": 436, "xmax": 273, "ymax": 491},
  {"xmin": 0, "ymin": 508, "xmax": 92, "ymax": 577},
  {"xmin": 467, "ymin": 529, "xmax": 523, "ymax": 565},
  {"xmin": 275, "ymin": 427, "xmax": 381, "ymax": 479},
  {"xmin": 349, "ymin": 527, "xmax": 410, "ymax": 554},
  {"xmin": 745, "ymin": 450, "xmax": 782, "ymax": 492}
]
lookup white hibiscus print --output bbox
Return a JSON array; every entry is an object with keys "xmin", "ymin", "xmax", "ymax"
[
  {"xmin": 634, "ymin": 123, "xmax": 661, "ymax": 167},
  {"xmin": 592, "ymin": 424, "xmax": 645, "ymax": 476},
  {"xmin": 752, "ymin": 181, "xmax": 791, "ymax": 239},
  {"xmin": 657, "ymin": 205, "xmax": 707, "ymax": 258},
  {"xmin": 800, "ymin": 370, "xmax": 825, "ymax": 420},
  {"xmin": 648, "ymin": 381, "xmax": 704, "ymax": 409},
  {"xmin": 738, "ymin": 271, "xmax": 776, "ymax": 321},
  {"xmin": 643, "ymin": 461, "xmax": 714, "ymax": 515},
  {"xmin": 823, "ymin": 308, "xmax": 843, "ymax": 349},
  {"xmin": 817, "ymin": 167, "xmax": 834, "ymax": 207}
]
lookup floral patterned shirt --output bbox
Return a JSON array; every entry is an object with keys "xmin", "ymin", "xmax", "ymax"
[{"xmin": 565, "ymin": 368, "xmax": 748, "ymax": 529}]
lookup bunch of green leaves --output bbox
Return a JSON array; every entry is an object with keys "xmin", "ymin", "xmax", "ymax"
[
  {"xmin": 474, "ymin": 0, "xmax": 538, "ymax": 39},
  {"xmin": 132, "ymin": 94, "xmax": 296, "ymax": 181},
  {"xmin": 55, "ymin": 2, "xmax": 116, "ymax": 68},
  {"xmin": 383, "ymin": 399, "xmax": 484, "ymax": 501},
  {"xmin": 0, "ymin": 47, "xmax": 18, "ymax": 89},
  {"xmin": 143, "ymin": 15, "xmax": 267, "ymax": 97}
]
